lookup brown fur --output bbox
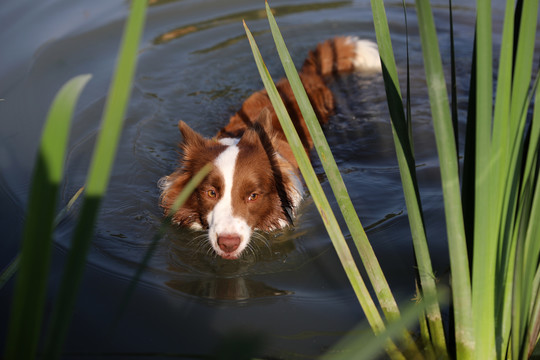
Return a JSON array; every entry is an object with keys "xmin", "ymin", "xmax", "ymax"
[
  {"xmin": 159, "ymin": 37, "xmax": 371, "ymax": 256},
  {"xmin": 161, "ymin": 110, "xmax": 298, "ymax": 230},
  {"xmin": 217, "ymin": 36, "xmax": 359, "ymax": 152}
]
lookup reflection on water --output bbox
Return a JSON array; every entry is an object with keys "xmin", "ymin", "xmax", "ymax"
[
  {"xmin": 166, "ymin": 276, "xmax": 291, "ymax": 300},
  {"xmin": 164, "ymin": 223, "xmax": 312, "ymax": 299},
  {"xmin": 167, "ymin": 226, "xmax": 302, "ymax": 272},
  {"xmin": 153, "ymin": 1, "xmax": 351, "ymax": 45}
]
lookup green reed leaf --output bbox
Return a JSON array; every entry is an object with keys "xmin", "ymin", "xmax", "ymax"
[
  {"xmin": 0, "ymin": 185, "xmax": 85, "ymax": 292},
  {"xmin": 43, "ymin": 1, "xmax": 147, "ymax": 358},
  {"xmin": 370, "ymin": 0, "xmax": 448, "ymax": 357},
  {"xmin": 471, "ymin": 0, "xmax": 497, "ymax": 357},
  {"xmin": 243, "ymin": 18, "xmax": 407, "ymax": 360},
  {"xmin": 413, "ymin": 1, "xmax": 473, "ymax": 358},
  {"xmin": 322, "ymin": 299, "xmax": 429, "ymax": 360},
  {"xmin": 265, "ymin": 3, "xmax": 424, "ymax": 358},
  {"xmin": 3, "ymin": 74, "xmax": 91, "ymax": 360}
]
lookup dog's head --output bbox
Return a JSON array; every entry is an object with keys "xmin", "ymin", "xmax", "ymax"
[{"xmin": 159, "ymin": 109, "xmax": 303, "ymax": 260}]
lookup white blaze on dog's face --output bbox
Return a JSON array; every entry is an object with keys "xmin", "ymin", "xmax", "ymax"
[
  {"xmin": 205, "ymin": 141, "xmax": 250, "ymax": 259},
  {"xmin": 160, "ymin": 110, "xmax": 303, "ymax": 260},
  {"xmin": 202, "ymin": 128, "xmax": 291, "ymax": 260}
]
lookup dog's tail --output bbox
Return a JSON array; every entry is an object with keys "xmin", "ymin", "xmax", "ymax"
[
  {"xmin": 301, "ymin": 36, "xmax": 381, "ymax": 77},
  {"xmin": 219, "ymin": 37, "xmax": 381, "ymax": 151},
  {"xmin": 290, "ymin": 37, "xmax": 380, "ymax": 131}
]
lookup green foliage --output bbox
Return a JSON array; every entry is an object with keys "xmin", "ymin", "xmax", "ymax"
[
  {"xmin": 4, "ymin": 74, "xmax": 91, "ymax": 360},
  {"xmin": 3, "ymin": 1, "xmax": 147, "ymax": 358},
  {"xmin": 4, "ymin": 0, "xmax": 538, "ymax": 358},
  {"xmin": 250, "ymin": 1, "xmax": 540, "ymax": 359}
]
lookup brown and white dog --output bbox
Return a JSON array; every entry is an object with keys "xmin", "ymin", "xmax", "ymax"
[{"xmin": 159, "ymin": 37, "xmax": 381, "ymax": 260}]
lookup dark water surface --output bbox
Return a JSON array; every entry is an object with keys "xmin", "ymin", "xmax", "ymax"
[{"xmin": 0, "ymin": 0, "xmax": 507, "ymax": 358}]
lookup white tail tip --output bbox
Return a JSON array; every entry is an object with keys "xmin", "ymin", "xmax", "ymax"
[{"xmin": 348, "ymin": 37, "xmax": 382, "ymax": 73}]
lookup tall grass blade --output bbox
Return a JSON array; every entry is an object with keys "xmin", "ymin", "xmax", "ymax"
[
  {"xmin": 264, "ymin": 3, "xmax": 423, "ymax": 357},
  {"xmin": 461, "ymin": 33, "xmax": 476, "ymax": 254},
  {"xmin": 322, "ymin": 299, "xmax": 429, "ymax": 360},
  {"xmin": 53, "ymin": 186, "xmax": 85, "ymax": 227},
  {"xmin": 492, "ymin": 0, "xmax": 539, "ymax": 357},
  {"xmin": 0, "ymin": 255, "xmax": 19, "ymax": 290},
  {"xmin": 370, "ymin": 0, "xmax": 448, "ymax": 357},
  {"xmin": 0, "ymin": 185, "xmax": 84, "ymax": 294},
  {"xmin": 472, "ymin": 0, "xmax": 497, "ymax": 356},
  {"xmin": 448, "ymin": 0, "xmax": 459, "ymax": 157},
  {"xmin": 512, "ymin": 71, "xmax": 540, "ymax": 360},
  {"xmin": 491, "ymin": 4, "xmax": 518, "ymax": 352},
  {"xmin": 3, "ymin": 74, "xmax": 91, "ymax": 360},
  {"xmin": 43, "ymin": 1, "xmax": 147, "ymax": 358},
  {"xmin": 413, "ymin": 0, "xmax": 473, "ymax": 358},
  {"xmin": 401, "ymin": 0, "xmax": 413, "ymax": 150},
  {"xmin": 490, "ymin": 2, "xmax": 519, "ymax": 355},
  {"xmin": 243, "ymin": 20, "xmax": 406, "ymax": 360},
  {"xmin": 522, "ymin": 170, "xmax": 540, "ymax": 356},
  {"xmin": 0, "ymin": 185, "xmax": 85, "ymax": 291}
]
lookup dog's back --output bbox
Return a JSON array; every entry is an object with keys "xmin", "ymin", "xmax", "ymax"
[{"xmin": 218, "ymin": 37, "xmax": 381, "ymax": 153}]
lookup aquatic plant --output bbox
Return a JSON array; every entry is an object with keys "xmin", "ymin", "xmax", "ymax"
[
  {"xmin": 3, "ymin": 2, "xmax": 149, "ymax": 358},
  {"xmin": 3, "ymin": 0, "xmax": 538, "ymax": 358},
  {"xmin": 246, "ymin": 1, "xmax": 540, "ymax": 359}
]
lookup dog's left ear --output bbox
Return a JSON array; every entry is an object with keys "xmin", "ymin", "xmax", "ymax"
[
  {"xmin": 253, "ymin": 107, "xmax": 275, "ymax": 136},
  {"xmin": 238, "ymin": 108, "xmax": 275, "ymax": 148}
]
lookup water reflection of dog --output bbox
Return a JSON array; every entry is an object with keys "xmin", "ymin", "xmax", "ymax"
[
  {"xmin": 167, "ymin": 225, "xmax": 302, "ymax": 270},
  {"xmin": 165, "ymin": 227, "xmax": 305, "ymax": 300},
  {"xmin": 166, "ymin": 276, "xmax": 290, "ymax": 301}
]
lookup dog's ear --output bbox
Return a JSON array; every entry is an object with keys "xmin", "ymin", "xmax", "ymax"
[
  {"xmin": 254, "ymin": 107, "xmax": 274, "ymax": 135},
  {"xmin": 178, "ymin": 120, "xmax": 207, "ymax": 148},
  {"xmin": 237, "ymin": 126, "xmax": 261, "ymax": 148},
  {"xmin": 238, "ymin": 108, "xmax": 278, "ymax": 156}
]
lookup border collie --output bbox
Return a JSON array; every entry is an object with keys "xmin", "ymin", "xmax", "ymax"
[{"xmin": 159, "ymin": 37, "xmax": 381, "ymax": 260}]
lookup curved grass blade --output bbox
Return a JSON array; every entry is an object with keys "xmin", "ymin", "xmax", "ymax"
[
  {"xmin": 322, "ymin": 299, "xmax": 429, "ymax": 360},
  {"xmin": 461, "ymin": 32, "xmax": 476, "ymax": 268},
  {"xmin": 243, "ymin": 20, "xmax": 406, "ymax": 360},
  {"xmin": 370, "ymin": 0, "xmax": 448, "ymax": 357},
  {"xmin": 491, "ymin": 0, "xmax": 539, "ymax": 357},
  {"xmin": 53, "ymin": 186, "xmax": 85, "ymax": 227},
  {"xmin": 0, "ymin": 185, "xmax": 85, "ymax": 291},
  {"xmin": 3, "ymin": 74, "xmax": 91, "ymax": 360},
  {"xmin": 264, "ymin": 3, "xmax": 424, "ymax": 357},
  {"xmin": 471, "ymin": 0, "xmax": 497, "ymax": 357},
  {"xmin": 0, "ymin": 255, "xmax": 19, "ymax": 290},
  {"xmin": 448, "ymin": 0, "xmax": 459, "ymax": 155},
  {"xmin": 413, "ymin": 0, "xmax": 473, "ymax": 358},
  {"xmin": 43, "ymin": 1, "xmax": 147, "ymax": 358}
]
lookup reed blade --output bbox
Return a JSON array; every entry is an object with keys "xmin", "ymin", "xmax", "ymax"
[
  {"xmin": 265, "ymin": 2, "xmax": 426, "ymax": 357},
  {"xmin": 42, "ymin": 1, "xmax": 147, "ymax": 358},
  {"xmin": 412, "ymin": 0, "xmax": 474, "ymax": 358},
  {"xmin": 243, "ymin": 18, "xmax": 406, "ymax": 360},
  {"xmin": 3, "ymin": 74, "xmax": 91, "ymax": 360},
  {"xmin": 370, "ymin": 0, "xmax": 449, "ymax": 357}
]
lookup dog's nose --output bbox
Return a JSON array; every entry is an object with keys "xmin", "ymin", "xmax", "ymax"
[{"xmin": 217, "ymin": 234, "xmax": 241, "ymax": 253}]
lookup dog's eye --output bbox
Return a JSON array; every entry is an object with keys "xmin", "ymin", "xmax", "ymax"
[
  {"xmin": 207, "ymin": 189, "xmax": 217, "ymax": 198},
  {"xmin": 247, "ymin": 193, "xmax": 259, "ymax": 202}
]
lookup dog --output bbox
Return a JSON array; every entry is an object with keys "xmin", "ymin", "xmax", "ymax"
[{"xmin": 159, "ymin": 36, "xmax": 381, "ymax": 260}]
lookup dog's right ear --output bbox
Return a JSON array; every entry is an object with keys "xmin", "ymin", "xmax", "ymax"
[{"xmin": 178, "ymin": 120, "xmax": 207, "ymax": 148}]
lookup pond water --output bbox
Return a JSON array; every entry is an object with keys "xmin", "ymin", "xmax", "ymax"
[{"xmin": 0, "ymin": 0, "xmax": 509, "ymax": 358}]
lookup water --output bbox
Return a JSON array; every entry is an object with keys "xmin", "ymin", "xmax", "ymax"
[{"xmin": 0, "ymin": 0, "xmax": 502, "ymax": 358}]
